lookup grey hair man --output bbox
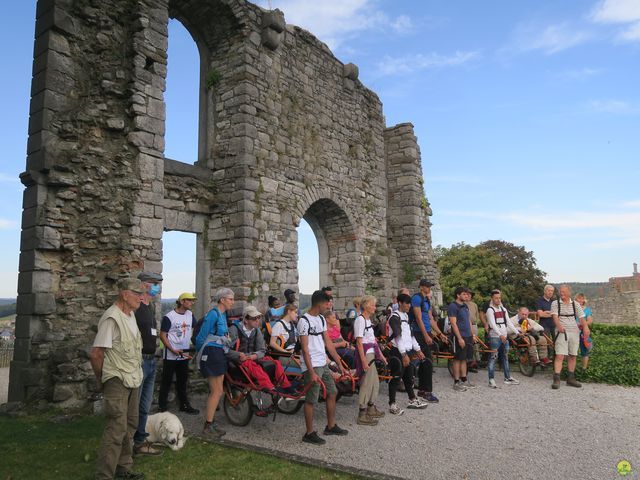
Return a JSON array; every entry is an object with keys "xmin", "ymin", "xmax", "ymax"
[{"xmin": 90, "ymin": 277, "xmax": 146, "ymax": 480}]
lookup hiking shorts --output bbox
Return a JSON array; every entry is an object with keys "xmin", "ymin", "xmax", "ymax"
[
  {"xmin": 452, "ymin": 336, "xmax": 474, "ymax": 361},
  {"xmin": 554, "ymin": 330, "xmax": 579, "ymax": 356},
  {"xmin": 303, "ymin": 365, "xmax": 337, "ymax": 404}
]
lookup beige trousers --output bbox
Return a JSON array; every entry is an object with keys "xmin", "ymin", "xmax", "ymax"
[{"xmin": 358, "ymin": 352, "xmax": 380, "ymax": 408}]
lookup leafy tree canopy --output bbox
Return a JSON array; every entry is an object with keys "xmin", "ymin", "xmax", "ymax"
[{"xmin": 435, "ymin": 241, "xmax": 546, "ymax": 310}]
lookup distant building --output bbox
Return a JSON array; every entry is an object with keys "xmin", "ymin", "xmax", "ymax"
[
  {"xmin": 0, "ymin": 330, "xmax": 13, "ymax": 341},
  {"xmin": 609, "ymin": 263, "xmax": 640, "ymax": 293}
]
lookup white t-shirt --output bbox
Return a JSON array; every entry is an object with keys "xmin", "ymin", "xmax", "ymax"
[
  {"xmin": 93, "ymin": 305, "xmax": 138, "ymax": 348},
  {"xmin": 297, "ymin": 313, "xmax": 327, "ymax": 372},
  {"xmin": 390, "ymin": 311, "xmax": 420, "ymax": 354},
  {"xmin": 353, "ymin": 314, "xmax": 376, "ymax": 355},
  {"xmin": 271, "ymin": 319, "xmax": 296, "ymax": 350},
  {"xmin": 161, "ymin": 310, "xmax": 193, "ymax": 360}
]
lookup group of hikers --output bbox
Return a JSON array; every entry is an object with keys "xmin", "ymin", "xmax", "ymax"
[{"xmin": 89, "ymin": 273, "xmax": 594, "ymax": 479}]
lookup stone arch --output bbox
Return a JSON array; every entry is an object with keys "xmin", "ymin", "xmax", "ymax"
[{"xmin": 294, "ymin": 190, "xmax": 365, "ymax": 311}]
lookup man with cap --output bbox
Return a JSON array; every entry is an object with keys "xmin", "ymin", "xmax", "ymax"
[
  {"xmin": 284, "ymin": 288, "xmax": 301, "ymax": 317},
  {"xmin": 227, "ymin": 305, "xmax": 294, "ymax": 393},
  {"xmin": 158, "ymin": 292, "xmax": 199, "ymax": 415},
  {"xmin": 133, "ymin": 272, "xmax": 163, "ymax": 456},
  {"xmin": 90, "ymin": 277, "xmax": 146, "ymax": 480},
  {"xmin": 409, "ymin": 279, "xmax": 445, "ymax": 403}
]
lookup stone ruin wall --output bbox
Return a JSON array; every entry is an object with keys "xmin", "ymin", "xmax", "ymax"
[{"xmin": 10, "ymin": 0, "xmax": 438, "ymax": 408}]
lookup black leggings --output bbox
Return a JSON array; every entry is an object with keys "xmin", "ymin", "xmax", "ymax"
[
  {"xmin": 159, "ymin": 359, "xmax": 190, "ymax": 409},
  {"xmin": 416, "ymin": 333, "xmax": 434, "ymax": 393},
  {"xmin": 388, "ymin": 347, "xmax": 416, "ymax": 404}
]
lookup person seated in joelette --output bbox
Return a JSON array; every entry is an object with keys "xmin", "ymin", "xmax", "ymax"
[
  {"xmin": 227, "ymin": 305, "xmax": 293, "ymax": 394},
  {"xmin": 269, "ymin": 303, "xmax": 300, "ymax": 370},
  {"xmin": 325, "ymin": 310, "xmax": 356, "ymax": 369}
]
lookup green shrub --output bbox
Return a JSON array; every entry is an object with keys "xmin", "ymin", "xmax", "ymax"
[{"xmin": 590, "ymin": 323, "xmax": 640, "ymax": 337}]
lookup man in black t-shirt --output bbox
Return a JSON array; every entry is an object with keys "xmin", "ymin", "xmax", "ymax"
[{"xmin": 133, "ymin": 271, "xmax": 163, "ymax": 456}]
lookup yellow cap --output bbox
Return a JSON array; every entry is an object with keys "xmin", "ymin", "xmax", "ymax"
[{"xmin": 178, "ymin": 292, "xmax": 197, "ymax": 301}]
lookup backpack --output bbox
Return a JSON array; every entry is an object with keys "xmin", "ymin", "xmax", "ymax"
[
  {"xmin": 487, "ymin": 305, "xmax": 509, "ymax": 329},
  {"xmin": 297, "ymin": 313, "xmax": 326, "ymax": 354},
  {"xmin": 557, "ymin": 300, "xmax": 577, "ymax": 318},
  {"xmin": 352, "ymin": 314, "xmax": 374, "ymax": 341},
  {"xmin": 275, "ymin": 319, "xmax": 297, "ymax": 350},
  {"xmin": 386, "ymin": 311, "xmax": 410, "ymax": 341}
]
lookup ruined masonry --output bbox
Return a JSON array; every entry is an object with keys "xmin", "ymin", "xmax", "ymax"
[{"xmin": 11, "ymin": 0, "xmax": 438, "ymax": 407}]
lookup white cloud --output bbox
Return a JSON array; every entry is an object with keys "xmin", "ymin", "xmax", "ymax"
[
  {"xmin": 509, "ymin": 22, "xmax": 592, "ymax": 55},
  {"xmin": 587, "ymin": 99, "xmax": 636, "ymax": 114},
  {"xmin": 591, "ymin": 0, "xmax": 640, "ymax": 24},
  {"xmin": 375, "ymin": 50, "xmax": 479, "ymax": 76},
  {"xmin": 590, "ymin": 0, "xmax": 640, "ymax": 43},
  {"xmin": 258, "ymin": 0, "xmax": 415, "ymax": 50},
  {"xmin": 0, "ymin": 173, "xmax": 19, "ymax": 184},
  {"xmin": 621, "ymin": 200, "xmax": 640, "ymax": 208},
  {"xmin": 0, "ymin": 219, "xmax": 17, "ymax": 230},
  {"xmin": 555, "ymin": 67, "xmax": 602, "ymax": 81}
]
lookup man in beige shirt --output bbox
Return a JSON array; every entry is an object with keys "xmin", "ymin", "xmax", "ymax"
[{"xmin": 90, "ymin": 278, "xmax": 145, "ymax": 480}]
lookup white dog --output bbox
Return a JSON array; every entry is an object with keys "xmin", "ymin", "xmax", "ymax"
[{"xmin": 145, "ymin": 412, "xmax": 187, "ymax": 450}]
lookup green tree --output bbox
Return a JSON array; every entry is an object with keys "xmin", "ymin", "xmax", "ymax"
[
  {"xmin": 435, "ymin": 241, "xmax": 546, "ymax": 310},
  {"xmin": 479, "ymin": 240, "xmax": 546, "ymax": 310},
  {"xmin": 435, "ymin": 242, "xmax": 503, "ymax": 307}
]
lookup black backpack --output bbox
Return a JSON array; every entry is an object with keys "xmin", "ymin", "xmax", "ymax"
[{"xmin": 297, "ymin": 313, "xmax": 326, "ymax": 354}]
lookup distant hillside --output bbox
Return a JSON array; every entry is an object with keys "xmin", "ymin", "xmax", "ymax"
[
  {"xmin": 0, "ymin": 303, "xmax": 16, "ymax": 318},
  {"xmin": 557, "ymin": 282, "xmax": 611, "ymax": 298},
  {"xmin": 0, "ymin": 298, "xmax": 16, "ymax": 306}
]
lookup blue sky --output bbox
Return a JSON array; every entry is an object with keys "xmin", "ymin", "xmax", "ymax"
[{"xmin": 1, "ymin": 1, "xmax": 639, "ymax": 298}]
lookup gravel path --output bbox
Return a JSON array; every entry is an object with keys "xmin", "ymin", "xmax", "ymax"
[{"xmin": 176, "ymin": 367, "xmax": 640, "ymax": 480}]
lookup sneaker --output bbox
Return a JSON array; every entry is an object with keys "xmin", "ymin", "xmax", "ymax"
[
  {"xmin": 367, "ymin": 404, "xmax": 385, "ymax": 418},
  {"xmin": 302, "ymin": 431, "xmax": 327, "ymax": 445},
  {"xmin": 115, "ymin": 470, "xmax": 145, "ymax": 480},
  {"xmin": 424, "ymin": 393, "xmax": 439, "ymax": 403},
  {"xmin": 488, "ymin": 379, "xmax": 497, "ymax": 389},
  {"xmin": 453, "ymin": 382, "xmax": 467, "ymax": 392},
  {"xmin": 323, "ymin": 424, "xmax": 348, "ymax": 436},
  {"xmin": 461, "ymin": 380, "xmax": 477, "ymax": 389},
  {"xmin": 180, "ymin": 404, "xmax": 200, "ymax": 415},
  {"xmin": 504, "ymin": 378, "xmax": 520, "ymax": 385},
  {"xmin": 357, "ymin": 411, "xmax": 379, "ymax": 426},
  {"xmin": 202, "ymin": 421, "xmax": 226, "ymax": 439},
  {"xmin": 541, "ymin": 358, "xmax": 552, "ymax": 365},
  {"xmin": 133, "ymin": 441, "xmax": 163, "ymax": 456},
  {"xmin": 407, "ymin": 398, "xmax": 428, "ymax": 409},
  {"xmin": 389, "ymin": 403, "xmax": 405, "ymax": 415}
]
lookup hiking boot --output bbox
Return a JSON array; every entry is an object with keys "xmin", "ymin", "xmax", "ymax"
[
  {"xmin": 202, "ymin": 421, "xmax": 226, "ymax": 439},
  {"xmin": 566, "ymin": 372, "xmax": 582, "ymax": 388},
  {"xmin": 357, "ymin": 410, "xmax": 378, "ymax": 426},
  {"xmin": 504, "ymin": 378, "xmax": 520, "ymax": 385},
  {"xmin": 180, "ymin": 404, "xmax": 200, "ymax": 415},
  {"xmin": 302, "ymin": 431, "xmax": 326, "ymax": 445},
  {"xmin": 367, "ymin": 404, "xmax": 385, "ymax": 418},
  {"xmin": 323, "ymin": 424, "xmax": 348, "ymax": 436},
  {"xmin": 541, "ymin": 358, "xmax": 551, "ymax": 365},
  {"xmin": 551, "ymin": 373, "xmax": 561, "ymax": 390},
  {"xmin": 389, "ymin": 403, "xmax": 405, "ymax": 415},
  {"xmin": 421, "ymin": 392, "xmax": 439, "ymax": 403},
  {"xmin": 453, "ymin": 382, "xmax": 467, "ymax": 392},
  {"xmin": 488, "ymin": 379, "xmax": 498, "ymax": 389},
  {"xmin": 407, "ymin": 398, "xmax": 428, "ymax": 409},
  {"xmin": 115, "ymin": 470, "xmax": 145, "ymax": 480},
  {"xmin": 133, "ymin": 441, "xmax": 163, "ymax": 456}
]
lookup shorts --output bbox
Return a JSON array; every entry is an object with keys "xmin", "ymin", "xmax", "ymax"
[
  {"xmin": 554, "ymin": 330, "xmax": 580, "ymax": 356},
  {"xmin": 199, "ymin": 345, "xmax": 227, "ymax": 377},
  {"xmin": 303, "ymin": 365, "xmax": 337, "ymax": 404},
  {"xmin": 452, "ymin": 336, "xmax": 473, "ymax": 361}
]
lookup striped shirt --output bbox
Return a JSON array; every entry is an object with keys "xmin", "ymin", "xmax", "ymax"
[{"xmin": 551, "ymin": 300, "xmax": 584, "ymax": 332}]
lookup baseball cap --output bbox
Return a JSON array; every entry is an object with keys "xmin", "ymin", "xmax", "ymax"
[
  {"xmin": 178, "ymin": 292, "xmax": 197, "ymax": 301},
  {"xmin": 419, "ymin": 279, "xmax": 434, "ymax": 287},
  {"xmin": 244, "ymin": 305, "xmax": 262, "ymax": 318},
  {"xmin": 117, "ymin": 278, "xmax": 145, "ymax": 294},
  {"xmin": 137, "ymin": 271, "xmax": 163, "ymax": 283}
]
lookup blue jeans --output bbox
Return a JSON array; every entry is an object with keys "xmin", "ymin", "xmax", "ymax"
[
  {"xmin": 133, "ymin": 356, "xmax": 156, "ymax": 445},
  {"xmin": 487, "ymin": 337, "xmax": 510, "ymax": 380}
]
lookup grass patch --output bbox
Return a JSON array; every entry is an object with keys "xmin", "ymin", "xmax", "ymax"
[{"xmin": 0, "ymin": 414, "xmax": 360, "ymax": 480}]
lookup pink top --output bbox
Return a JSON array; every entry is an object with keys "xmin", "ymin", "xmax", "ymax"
[{"xmin": 327, "ymin": 324, "xmax": 342, "ymax": 342}]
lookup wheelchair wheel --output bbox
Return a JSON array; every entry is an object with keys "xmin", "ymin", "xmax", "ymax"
[
  {"xmin": 517, "ymin": 349, "xmax": 536, "ymax": 377},
  {"xmin": 223, "ymin": 385, "xmax": 254, "ymax": 426},
  {"xmin": 276, "ymin": 397, "xmax": 303, "ymax": 415}
]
